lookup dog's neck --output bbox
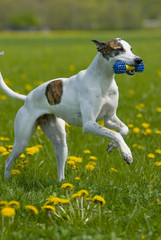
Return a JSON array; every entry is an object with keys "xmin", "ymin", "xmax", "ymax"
[{"xmin": 86, "ymin": 52, "xmax": 115, "ymax": 89}]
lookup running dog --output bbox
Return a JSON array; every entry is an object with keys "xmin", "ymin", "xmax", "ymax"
[{"xmin": 0, "ymin": 38, "xmax": 142, "ymax": 181}]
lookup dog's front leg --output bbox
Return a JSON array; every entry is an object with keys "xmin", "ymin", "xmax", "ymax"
[
  {"xmin": 80, "ymin": 102, "xmax": 133, "ymax": 164},
  {"xmin": 104, "ymin": 114, "xmax": 129, "ymax": 153}
]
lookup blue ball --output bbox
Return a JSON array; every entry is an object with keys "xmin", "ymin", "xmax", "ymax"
[{"xmin": 113, "ymin": 62, "xmax": 126, "ymax": 74}]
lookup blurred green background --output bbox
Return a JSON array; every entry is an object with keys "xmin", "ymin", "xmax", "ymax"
[{"xmin": 0, "ymin": 0, "xmax": 161, "ymax": 31}]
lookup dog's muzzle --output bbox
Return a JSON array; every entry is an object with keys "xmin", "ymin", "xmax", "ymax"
[{"xmin": 126, "ymin": 57, "xmax": 142, "ymax": 76}]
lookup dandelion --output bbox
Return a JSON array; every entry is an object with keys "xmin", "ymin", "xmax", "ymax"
[
  {"xmin": 128, "ymin": 124, "xmax": 134, "ymax": 128},
  {"xmin": 133, "ymin": 127, "xmax": 140, "ymax": 133},
  {"xmin": 0, "ymin": 146, "xmax": 7, "ymax": 152},
  {"xmin": 58, "ymin": 199, "xmax": 70, "ymax": 205},
  {"xmin": 65, "ymin": 122, "xmax": 70, "ymax": 128},
  {"xmin": 156, "ymin": 107, "xmax": 161, "ymax": 113},
  {"xmin": 0, "ymin": 137, "xmax": 10, "ymax": 141},
  {"xmin": 154, "ymin": 162, "xmax": 161, "ymax": 166},
  {"xmin": 92, "ymin": 195, "xmax": 106, "ymax": 207},
  {"xmin": 89, "ymin": 156, "xmax": 97, "ymax": 160},
  {"xmin": 61, "ymin": 183, "xmax": 73, "ymax": 191},
  {"xmin": 1, "ymin": 151, "xmax": 10, "ymax": 156},
  {"xmin": 74, "ymin": 177, "xmax": 81, "ymax": 180},
  {"xmin": 77, "ymin": 190, "xmax": 89, "ymax": 198},
  {"xmin": 67, "ymin": 160, "xmax": 75, "ymax": 166},
  {"xmin": 85, "ymin": 164, "xmax": 95, "ymax": 171},
  {"xmin": 20, "ymin": 153, "xmax": 25, "ymax": 158},
  {"xmin": 46, "ymin": 196, "xmax": 60, "ymax": 205},
  {"xmin": 155, "ymin": 130, "xmax": 161, "ymax": 135},
  {"xmin": 69, "ymin": 64, "xmax": 76, "ymax": 72},
  {"xmin": 155, "ymin": 149, "xmax": 161, "ymax": 154},
  {"xmin": 88, "ymin": 161, "xmax": 96, "ymax": 166},
  {"xmin": 109, "ymin": 167, "xmax": 118, "ymax": 173},
  {"xmin": 137, "ymin": 145, "xmax": 145, "ymax": 150},
  {"xmin": 8, "ymin": 201, "xmax": 20, "ymax": 210},
  {"xmin": 128, "ymin": 89, "xmax": 135, "ymax": 95},
  {"xmin": 71, "ymin": 193, "xmax": 81, "ymax": 200},
  {"xmin": 156, "ymin": 199, "xmax": 160, "ymax": 204},
  {"xmin": 26, "ymin": 146, "xmax": 39, "ymax": 155},
  {"xmin": 41, "ymin": 205, "xmax": 56, "ymax": 212},
  {"xmin": 84, "ymin": 149, "xmax": 91, "ymax": 154},
  {"xmin": 132, "ymin": 143, "xmax": 138, "ymax": 148},
  {"xmin": 11, "ymin": 169, "xmax": 21, "ymax": 175},
  {"xmin": 25, "ymin": 205, "xmax": 39, "ymax": 215},
  {"xmin": 0, "ymin": 95, "xmax": 7, "ymax": 101},
  {"xmin": 25, "ymin": 84, "xmax": 32, "ymax": 91},
  {"xmin": 147, "ymin": 153, "xmax": 155, "ymax": 159},
  {"xmin": 136, "ymin": 113, "xmax": 143, "ymax": 118},
  {"xmin": 142, "ymin": 123, "xmax": 150, "ymax": 128},
  {"xmin": 0, "ymin": 201, "xmax": 8, "ymax": 208},
  {"xmin": 1, "ymin": 207, "xmax": 15, "ymax": 217}
]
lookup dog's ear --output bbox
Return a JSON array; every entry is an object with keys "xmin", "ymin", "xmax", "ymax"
[
  {"xmin": 107, "ymin": 39, "xmax": 123, "ymax": 50},
  {"xmin": 92, "ymin": 40, "xmax": 106, "ymax": 52}
]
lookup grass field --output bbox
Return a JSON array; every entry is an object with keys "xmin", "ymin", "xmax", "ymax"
[{"xmin": 0, "ymin": 29, "xmax": 161, "ymax": 240}]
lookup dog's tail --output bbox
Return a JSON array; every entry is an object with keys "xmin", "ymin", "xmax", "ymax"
[{"xmin": 0, "ymin": 72, "xmax": 26, "ymax": 101}]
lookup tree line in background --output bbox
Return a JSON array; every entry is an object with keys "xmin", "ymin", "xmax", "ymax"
[{"xmin": 0, "ymin": 0, "xmax": 161, "ymax": 30}]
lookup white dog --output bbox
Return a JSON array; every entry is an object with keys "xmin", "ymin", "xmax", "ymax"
[{"xmin": 0, "ymin": 38, "xmax": 142, "ymax": 181}]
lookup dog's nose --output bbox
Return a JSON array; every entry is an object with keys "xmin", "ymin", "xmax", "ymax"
[{"xmin": 135, "ymin": 57, "xmax": 142, "ymax": 65}]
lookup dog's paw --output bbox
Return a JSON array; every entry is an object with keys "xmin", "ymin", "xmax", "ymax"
[
  {"xmin": 107, "ymin": 141, "xmax": 117, "ymax": 154},
  {"xmin": 121, "ymin": 148, "xmax": 133, "ymax": 164}
]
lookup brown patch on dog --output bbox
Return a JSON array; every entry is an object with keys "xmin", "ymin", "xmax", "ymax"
[
  {"xmin": 92, "ymin": 38, "xmax": 125, "ymax": 59},
  {"xmin": 45, "ymin": 80, "xmax": 63, "ymax": 105}
]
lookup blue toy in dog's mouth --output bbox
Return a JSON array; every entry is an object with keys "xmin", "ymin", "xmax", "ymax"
[{"xmin": 113, "ymin": 61, "xmax": 144, "ymax": 75}]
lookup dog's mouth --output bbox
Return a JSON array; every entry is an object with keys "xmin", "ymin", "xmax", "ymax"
[{"xmin": 126, "ymin": 69, "xmax": 135, "ymax": 76}]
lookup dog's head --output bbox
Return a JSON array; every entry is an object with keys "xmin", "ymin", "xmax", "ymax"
[{"xmin": 92, "ymin": 38, "xmax": 142, "ymax": 75}]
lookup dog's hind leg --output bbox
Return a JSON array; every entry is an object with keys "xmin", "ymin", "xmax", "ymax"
[
  {"xmin": 38, "ymin": 114, "xmax": 68, "ymax": 181},
  {"xmin": 104, "ymin": 114, "xmax": 129, "ymax": 153},
  {"xmin": 5, "ymin": 107, "xmax": 38, "ymax": 179}
]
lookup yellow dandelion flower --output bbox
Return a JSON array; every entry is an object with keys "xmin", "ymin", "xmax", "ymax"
[
  {"xmin": 128, "ymin": 124, "xmax": 134, "ymax": 128},
  {"xmin": 71, "ymin": 193, "xmax": 81, "ymax": 200},
  {"xmin": 92, "ymin": 195, "xmax": 106, "ymax": 207},
  {"xmin": 1, "ymin": 207, "xmax": 15, "ymax": 217},
  {"xmin": 0, "ymin": 95, "xmax": 7, "ymax": 101},
  {"xmin": 128, "ymin": 89, "xmax": 135, "ymax": 95},
  {"xmin": 0, "ymin": 201, "xmax": 8, "ymax": 208},
  {"xmin": 88, "ymin": 161, "xmax": 96, "ymax": 165},
  {"xmin": 67, "ymin": 160, "xmax": 75, "ymax": 165},
  {"xmin": 147, "ymin": 153, "xmax": 155, "ymax": 159},
  {"xmin": 16, "ymin": 163, "xmax": 25, "ymax": 169},
  {"xmin": 86, "ymin": 197, "xmax": 93, "ymax": 202},
  {"xmin": 6, "ymin": 145, "xmax": 13, "ymax": 150},
  {"xmin": 58, "ymin": 199, "xmax": 70, "ymax": 204},
  {"xmin": 85, "ymin": 164, "xmax": 95, "ymax": 171},
  {"xmin": 41, "ymin": 205, "xmax": 56, "ymax": 212},
  {"xmin": 154, "ymin": 162, "xmax": 161, "ymax": 166},
  {"xmin": 20, "ymin": 154, "xmax": 25, "ymax": 158},
  {"xmin": 155, "ymin": 149, "xmax": 161, "ymax": 154},
  {"xmin": 0, "ymin": 146, "xmax": 7, "ymax": 152},
  {"xmin": 77, "ymin": 190, "xmax": 89, "ymax": 198},
  {"xmin": 133, "ymin": 127, "xmax": 140, "ymax": 133},
  {"xmin": 137, "ymin": 145, "xmax": 145, "ymax": 150},
  {"xmin": 25, "ymin": 84, "xmax": 32, "ymax": 91},
  {"xmin": 36, "ymin": 144, "xmax": 43, "ymax": 149},
  {"xmin": 89, "ymin": 156, "xmax": 97, "ymax": 160},
  {"xmin": 84, "ymin": 149, "xmax": 91, "ymax": 154},
  {"xmin": 1, "ymin": 151, "xmax": 10, "ymax": 156},
  {"xmin": 74, "ymin": 177, "xmax": 81, "ymax": 180},
  {"xmin": 26, "ymin": 146, "xmax": 39, "ymax": 155},
  {"xmin": 141, "ymin": 123, "xmax": 150, "ymax": 128},
  {"xmin": 156, "ymin": 107, "xmax": 161, "ymax": 112},
  {"xmin": 0, "ymin": 137, "xmax": 10, "ymax": 141},
  {"xmin": 132, "ymin": 143, "xmax": 138, "ymax": 148},
  {"xmin": 8, "ymin": 201, "xmax": 20, "ymax": 210},
  {"xmin": 136, "ymin": 113, "xmax": 143, "ymax": 118},
  {"xmin": 11, "ymin": 169, "xmax": 21, "ymax": 175},
  {"xmin": 145, "ymin": 128, "xmax": 152, "ymax": 134},
  {"xmin": 109, "ymin": 167, "xmax": 118, "ymax": 173},
  {"xmin": 68, "ymin": 64, "xmax": 76, "ymax": 72},
  {"xmin": 46, "ymin": 196, "xmax": 60, "ymax": 205},
  {"xmin": 61, "ymin": 183, "xmax": 73, "ymax": 191},
  {"xmin": 25, "ymin": 205, "xmax": 39, "ymax": 214},
  {"xmin": 155, "ymin": 130, "xmax": 161, "ymax": 135}
]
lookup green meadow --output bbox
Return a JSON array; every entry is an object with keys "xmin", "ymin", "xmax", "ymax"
[{"xmin": 0, "ymin": 30, "xmax": 161, "ymax": 240}]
